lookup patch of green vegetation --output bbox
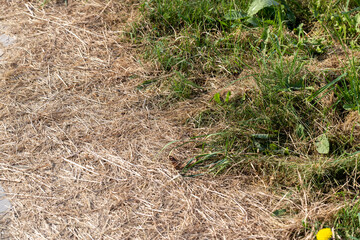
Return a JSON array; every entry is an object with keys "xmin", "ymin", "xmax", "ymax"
[
  {"xmin": 313, "ymin": 0, "xmax": 360, "ymax": 47},
  {"xmin": 169, "ymin": 72, "xmax": 203, "ymax": 100},
  {"xmin": 333, "ymin": 198, "xmax": 360, "ymax": 239},
  {"xmin": 129, "ymin": 0, "xmax": 360, "ymax": 237}
]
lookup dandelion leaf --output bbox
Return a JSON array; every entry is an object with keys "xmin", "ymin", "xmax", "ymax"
[
  {"xmin": 247, "ymin": 0, "xmax": 280, "ymax": 16},
  {"xmin": 224, "ymin": 10, "xmax": 247, "ymax": 21}
]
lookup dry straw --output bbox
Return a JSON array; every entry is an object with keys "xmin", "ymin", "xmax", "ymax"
[{"xmin": 0, "ymin": 1, "xmax": 335, "ymax": 239}]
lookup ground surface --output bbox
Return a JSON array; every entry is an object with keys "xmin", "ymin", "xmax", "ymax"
[{"xmin": 0, "ymin": 1, "xmax": 304, "ymax": 239}]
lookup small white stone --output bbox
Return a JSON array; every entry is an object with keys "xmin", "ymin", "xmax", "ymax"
[
  {"xmin": 0, "ymin": 186, "xmax": 11, "ymax": 214},
  {"xmin": 0, "ymin": 34, "xmax": 16, "ymax": 47}
]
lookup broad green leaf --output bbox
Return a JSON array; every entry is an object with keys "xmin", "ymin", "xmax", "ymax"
[
  {"xmin": 247, "ymin": 0, "xmax": 280, "ymax": 17},
  {"xmin": 246, "ymin": 16, "xmax": 260, "ymax": 27},
  {"xmin": 315, "ymin": 134, "xmax": 330, "ymax": 154},
  {"xmin": 224, "ymin": 10, "xmax": 247, "ymax": 21}
]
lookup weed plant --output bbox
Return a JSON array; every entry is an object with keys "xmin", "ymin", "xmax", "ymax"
[{"xmin": 130, "ymin": 0, "xmax": 360, "ymax": 237}]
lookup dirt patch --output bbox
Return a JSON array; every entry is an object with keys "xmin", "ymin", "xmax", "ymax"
[{"xmin": 0, "ymin": 1, "xmax": 312, "ymax": 239}]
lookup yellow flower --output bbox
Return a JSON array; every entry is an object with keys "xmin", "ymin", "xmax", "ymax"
[{"xmin": 316, "ymin": 228, "xmax": 332, "ymax": 240}]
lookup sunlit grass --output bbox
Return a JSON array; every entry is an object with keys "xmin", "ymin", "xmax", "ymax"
[{"xmin": 130, "ymin": 0, "xmax": 360, "ymax": 237}]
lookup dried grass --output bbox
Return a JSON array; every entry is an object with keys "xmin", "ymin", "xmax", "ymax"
[{"xmin": 0, "ymin": 1, "xmax": 331, "ymax": 239}]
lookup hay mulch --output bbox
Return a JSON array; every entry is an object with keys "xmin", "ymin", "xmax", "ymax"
[{"xmin": 0, "ymin": 1, "xmax": 320, "ymax": 239}]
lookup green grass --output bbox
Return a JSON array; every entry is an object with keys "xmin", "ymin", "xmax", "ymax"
[
  {"xmin": 129, "ymin": 0, "xmax": 360, "ymax": 237},
  {"xmin": 333, "ymin": 198, "xmax": 360, "ymax": 239}
]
